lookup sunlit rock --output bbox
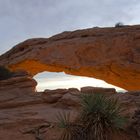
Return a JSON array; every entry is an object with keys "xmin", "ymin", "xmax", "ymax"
[{"xmin": 0, "ymin": 25, "xmax": 140, "ymax": 90}]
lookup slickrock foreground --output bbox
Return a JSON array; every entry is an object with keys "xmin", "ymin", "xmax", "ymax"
[
  {"xmin": 0, "ymin": 73, "xmax": 140, "ymax": 139},
  {"xmin": 0, "ymin": 25, "xmax": 140, "ymax": 90}
]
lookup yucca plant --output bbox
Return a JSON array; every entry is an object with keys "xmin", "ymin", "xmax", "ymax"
[
  {"xmin": 80, "ymin": 93, "xmax": 127, "ymax": 140},
  {"xmin": 56, "ymin": 112, "xmax": 86, "ymax": 140},
  {"xmin": 57, "ymin": 93, "xmax": 127, "ymax": 140}
]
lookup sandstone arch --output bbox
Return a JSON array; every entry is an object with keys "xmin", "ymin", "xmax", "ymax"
[{"xmin": 0, "ymin": 25, "xmax": 140, "ymax": 90}]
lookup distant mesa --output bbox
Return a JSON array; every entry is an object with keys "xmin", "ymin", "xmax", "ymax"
[{"xmin": 0, "ymin": 25, "xmax": 140, "ymax": 90}]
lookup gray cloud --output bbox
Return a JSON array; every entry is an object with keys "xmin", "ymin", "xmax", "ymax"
[{"xmin": 0, "ymin": 0, "xmax": 140, "ymax": 54}]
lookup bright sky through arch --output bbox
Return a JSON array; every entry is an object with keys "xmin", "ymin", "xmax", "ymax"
[{"xmin": 34, "ymin": 72, "xmax": 125, "ymax": 92}]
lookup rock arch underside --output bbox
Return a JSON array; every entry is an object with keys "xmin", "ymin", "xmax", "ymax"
[{"xmin": 0, "ymin": 25, "xmax": 140, "ymax": 90}]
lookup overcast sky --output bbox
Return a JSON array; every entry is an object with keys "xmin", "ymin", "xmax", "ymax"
[{"xmin": 0, "ymin": 0, "xmax": 140, "ymax": 54}]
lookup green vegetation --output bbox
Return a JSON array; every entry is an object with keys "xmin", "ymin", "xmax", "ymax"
[
  {"xmin": 0, "ymin": 66, "xmax": 13, "ymax": 80},
  {"xmin": 57, "ymin": 93, "xmax": 127, "ymax": 140},
  {"xmin": 57, "ymin": 112, "xmax": 86, "ymax": 140},
  {"xmin": 115, "ymin": 22, "xmax": 124, "ymax": 27}
]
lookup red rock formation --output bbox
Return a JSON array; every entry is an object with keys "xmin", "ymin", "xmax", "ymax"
[
  {"xmin": 0, "ymin": 25, "xmax": 140, "ymax": 90},
  {"xmin": 0, "ymin": 83, "xmax": 139, "ymax": 139},
  {"xmin": 0, "ymin": 72, "xmax": 39, "ymax": 109},
  {"xmin": 80, "ymin": 86, "xmax": 117, "ymax": 95},
  {"xmin": 0, "ymin": 74, "xmax": 37, "ymax": 94}
]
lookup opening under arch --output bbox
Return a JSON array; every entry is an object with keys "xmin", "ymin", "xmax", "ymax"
[{"xmin": 34, "ymin": 72, "xmax": 125, "ymax": 92}]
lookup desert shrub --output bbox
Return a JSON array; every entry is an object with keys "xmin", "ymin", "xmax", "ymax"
[
  {"xmin": 57, "ymin": 93, "xmax": 127, "ymax": 140},
  {"xmin": 0, "ymin": 66, "xmax": 13, "ymax": 80},
  {"xmin": 80, "ymin": 93, "xmax": 127, "ymax": 140},
  {"xmin": 115, "ymin": 22, "xmax": 124, "ymax": 27},
  {"xmin": 57, "ymin": 112, "xmax": 87, "ymax": 140}
]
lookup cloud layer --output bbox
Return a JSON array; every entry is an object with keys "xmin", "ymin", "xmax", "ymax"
[
  {"xmin": 0, "ymin": 0, "xmax": 140, "ymax": 54},
  {"xmin": 34, "ymin": 72, "xmax": 124, "ymax": 91}
]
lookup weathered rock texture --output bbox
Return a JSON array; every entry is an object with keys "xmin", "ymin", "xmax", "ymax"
[
  {"xmin": 0, "ymin": 73, "xmax": 39, "ymax": 109},
  {"xmin": 0, "ymin": 25, "xmax": 140, "ymax": 90},
  {"xmin": 0, "ymin": 73, "xmax": 37, "ymax": 95},
  {"xmin": 0, "ymin": 85, "xmax": 140, "ymax": 139},
  {"xmin": 81, "ymin": 86, "xmax": 117, "ymax": 95}
]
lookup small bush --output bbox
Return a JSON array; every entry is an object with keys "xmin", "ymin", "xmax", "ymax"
[
  {"xmin": 57, "ymin": 93, "xmax": 127, "ymax": 140},
  {"xmin": 80, "ymin": 94, "xmax": 127, "ymax": 140},
  {"xmin": 57, "ymin": 112, "xmax": 86, "ymax": 140},
  {"xmin": 0, "ymin": 66, "xmax": 13, "ymax": 80},
  {"xmin": 115, "ymin": 22, "xmax": 124, "ymax": 27}
]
